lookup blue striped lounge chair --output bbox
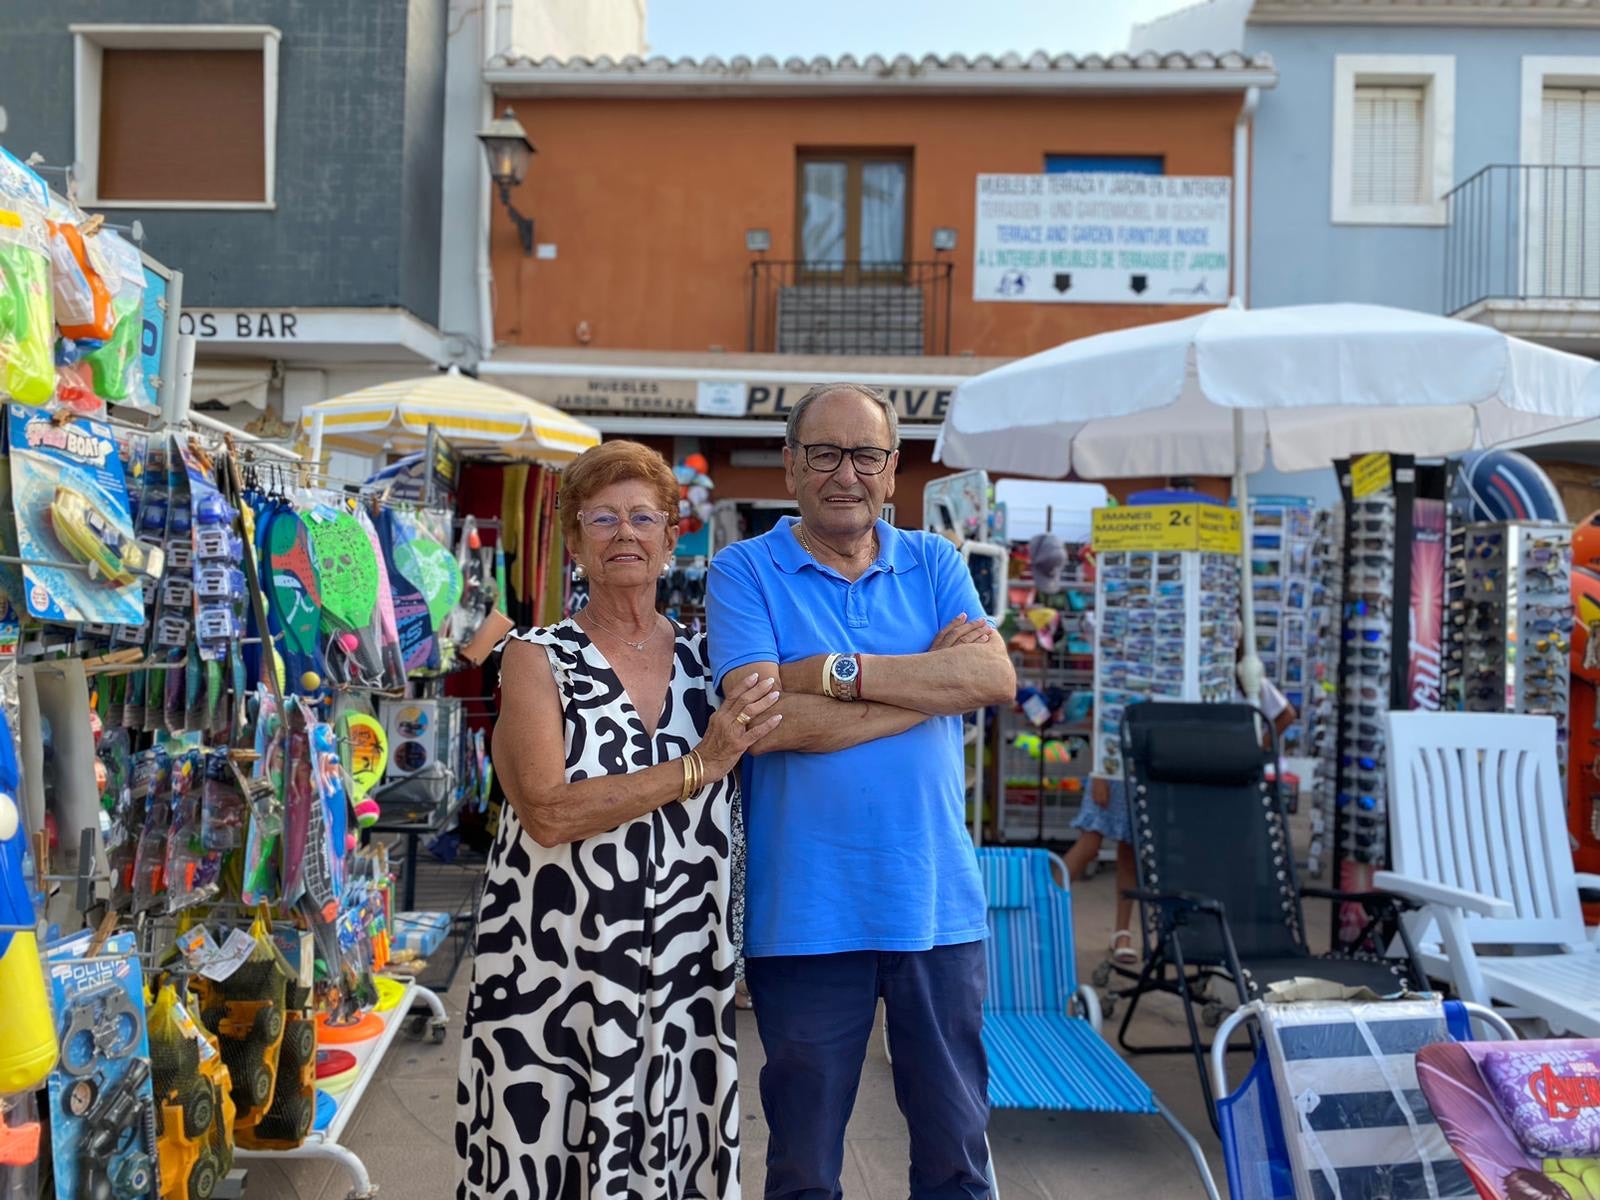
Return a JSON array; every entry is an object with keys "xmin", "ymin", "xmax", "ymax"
[{"xmin": 977, "ymin": 847, "xmax": 1221, "ymax": 1200}]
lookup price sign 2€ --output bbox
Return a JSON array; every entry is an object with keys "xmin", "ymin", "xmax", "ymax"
[{"xmin": 1091, "ymin": 504, "xmax": 1240, "ymax": 553}]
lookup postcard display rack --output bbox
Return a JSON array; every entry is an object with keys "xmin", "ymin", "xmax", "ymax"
[
  {"xmin": 1247, "ymin": 500, "xmax": 1340, "ymax": 758},
  {"xmin": 1456, "ymin": 521, "xmax": 1573, "ymax": 763},
  {"xmin": 1091, "ymin": 505, "xmax": 1243, "ymax": 785}
]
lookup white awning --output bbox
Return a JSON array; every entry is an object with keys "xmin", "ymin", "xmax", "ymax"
[{"xmin": 190, "ymin": 363, "xmax": 273, "ymax": 411}]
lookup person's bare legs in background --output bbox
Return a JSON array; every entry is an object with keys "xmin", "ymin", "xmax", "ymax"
[{"xmin": 1065, "ymin": 777, "xmax": 1140, "ymax": 964}]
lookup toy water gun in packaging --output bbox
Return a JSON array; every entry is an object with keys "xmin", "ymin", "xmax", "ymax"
[
  {"xmin": 81, "ymin": 230, "xmax": 147, "ymax": 406},
  {"xmin": 0, "ymin": 150, "xmax": 53, "ymax": 406}
]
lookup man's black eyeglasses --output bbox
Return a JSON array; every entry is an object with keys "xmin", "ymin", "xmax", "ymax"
[{"xmin": 793, "ymin": 442, "xmax": 893, "ymax": 475}]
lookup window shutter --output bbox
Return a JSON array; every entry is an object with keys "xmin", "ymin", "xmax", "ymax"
[
  {"xmin": 1538, "ymin": 88, "xmax": 1600, "ymax": 296},
  {"xmin": 1351, "ymin": 84, "xmax": 1426, "ymax": 208}
]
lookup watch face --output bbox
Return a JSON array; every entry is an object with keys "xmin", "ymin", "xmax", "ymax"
[{"xmin": 833, "ymin": 657, "xmax": 859, "ymax": 682}]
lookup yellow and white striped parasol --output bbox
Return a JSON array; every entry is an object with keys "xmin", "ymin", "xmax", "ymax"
[{"xmin": 300, "ymin": 369, "xmax": 599, "ymax": 465}]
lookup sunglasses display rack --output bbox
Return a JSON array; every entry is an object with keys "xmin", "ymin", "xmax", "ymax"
[
  {"xmin": 1335, "ymin": 494, "xmax": 1399, "ymax": 870},
  {"xmin": 1092, "ymin": 548, "xmax": 1241, "ymax": 783},
  {"xmin": 1443, "ymin": 521, "xmax": 1469, "ymax": 712},
  {"xmin": 1458, "ymin": 521, "xmax": 1573, "ymax": 766}
]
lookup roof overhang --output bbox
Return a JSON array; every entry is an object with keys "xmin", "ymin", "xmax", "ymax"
[
  {"xmin": 183, "ymin": 307, "xmax": 453, "ymax": 366},
  {"xmin": 1250, "ymin": 0, "xmax": 1600, "ymax": 27},
  {"xmin": 485, "ymin": 51, "xmax": 1278, "ymax": 99}
]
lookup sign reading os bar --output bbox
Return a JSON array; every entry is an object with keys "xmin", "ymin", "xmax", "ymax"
[
  {"xmin": 974, "ymin": 173, "xmax": 1231, "ymax": 306},
  {"xmin": 1091, "ymin": 504, "xmax": 1241, "ymax": 554}
]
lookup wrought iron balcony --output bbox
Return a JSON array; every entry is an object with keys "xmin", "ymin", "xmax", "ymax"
[
  {"xmin": 1445, "ymin": 164, "xmax": 1600, "ymax": 316},
  {"xmin": 746, "ymin": 260, "xmax": 953, "ymax": 356}
]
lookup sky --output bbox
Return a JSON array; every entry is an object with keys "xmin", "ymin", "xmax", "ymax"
[{"xmin": 645, "ymin": 0, "xmax": 1198, "ymax": 61}]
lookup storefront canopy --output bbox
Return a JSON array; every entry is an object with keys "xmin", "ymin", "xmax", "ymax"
[{"xmin": 301, "ymin": 369, "xmax": 600, "ymax": 465}]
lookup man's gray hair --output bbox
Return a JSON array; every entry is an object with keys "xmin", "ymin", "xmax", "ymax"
[{"xmin": 784, "ymin": 383, "xmax": 901, "ymax": 450}]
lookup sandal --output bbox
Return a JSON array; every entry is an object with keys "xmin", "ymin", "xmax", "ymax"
[{"xmin": 1110, "ymin": 929, "xmax": 1139, "ymax": 965}]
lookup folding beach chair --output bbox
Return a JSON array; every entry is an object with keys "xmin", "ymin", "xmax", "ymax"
[
  {"xmin": 1116, "ymin": 702, "xmax": 1428, "ymax": 1117},
  {"xmin": 976, "ymin": 847, "xmax": 1221, "ymax": 1199},
  {"xmin": 1211, "ymin": 997, "xmax": 1516, "ymax": 1200}
]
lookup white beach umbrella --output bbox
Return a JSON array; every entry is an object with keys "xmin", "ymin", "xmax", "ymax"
[{"xmin": 936, "ymin": 302, "xmax": 1600, "ymax": 699}]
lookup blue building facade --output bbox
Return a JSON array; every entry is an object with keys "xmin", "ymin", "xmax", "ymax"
[{"xmin": 1135, "ymin": 0, "xmax": 1600, "ymax": 332}]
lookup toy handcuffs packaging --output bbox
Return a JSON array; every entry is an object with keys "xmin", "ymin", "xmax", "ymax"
[
  {"xmin": 8, "ymin": 404, "xmax": 160, "ymax": 625},
  {"xmin": 45, "ymin": 930, "xmax": 160, "ymax": 1200}
]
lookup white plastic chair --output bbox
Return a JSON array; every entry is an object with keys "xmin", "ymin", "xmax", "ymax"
[{"xmin": 1375, "ymin": 711, "xmax": 1600, "ymax": 1034}]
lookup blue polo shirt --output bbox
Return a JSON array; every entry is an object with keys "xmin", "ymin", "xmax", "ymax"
[{"xmin": 707, "ymin": 517, "xmax": 987, "ymax": 957}]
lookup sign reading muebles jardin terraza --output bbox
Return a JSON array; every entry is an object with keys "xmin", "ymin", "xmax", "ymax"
[{"xmin": 974, "ymin": 173, "xmax": 1231, "ymax": 306}]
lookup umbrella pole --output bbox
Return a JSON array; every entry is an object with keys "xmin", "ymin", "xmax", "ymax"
[
  {"xmin": 309, "ymin": 409, "xmax": 326, "ymax": 470},
  {"xmin": 1234, "ymin": 408, "xmax": 1264, "ymax": 705}
]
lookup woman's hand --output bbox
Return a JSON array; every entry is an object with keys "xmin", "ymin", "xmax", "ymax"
[{"xmin": 697, "ymin": 672, "xmax": 783, "ymax": 778}]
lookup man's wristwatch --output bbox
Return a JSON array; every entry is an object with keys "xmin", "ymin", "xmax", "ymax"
[{"xmin": 827, "ymin": 652, "xmax": 862, "ymax": 702}]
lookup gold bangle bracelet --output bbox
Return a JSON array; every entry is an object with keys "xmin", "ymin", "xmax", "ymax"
[
  {"xmin": 821, "ymin": 652, "xmax": 839, "ymax": 699},
  {"xmin": 680, "ymin": 755, "xmax": 694, "ymax": 801},
  {"xmin": 693, "ymin": 751, "xmax": 704, "ymax": 795}
]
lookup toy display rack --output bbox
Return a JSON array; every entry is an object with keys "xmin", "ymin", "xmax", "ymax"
[{"xmin": 232, "ymin": 977, "xmax": 447, "ymax": 1200}]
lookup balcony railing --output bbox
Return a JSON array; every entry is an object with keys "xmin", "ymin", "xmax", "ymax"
[
  {"xmin": 746, "ymin": 260, "xmax": 953, "ymax": 356},
  {"xmin": 1445, "ymin": 164, "xmax": 1600, "ymax": 315}
]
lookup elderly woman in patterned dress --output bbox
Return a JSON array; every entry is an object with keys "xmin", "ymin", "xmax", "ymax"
[{"xmin": 456, "ymin": 440, "xmax": 780, "ymax": 1200}]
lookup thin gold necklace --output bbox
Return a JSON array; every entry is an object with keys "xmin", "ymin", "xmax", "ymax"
[
  {"xmin": 795, "ymin": 522, "xmax": 878, "ymax": 563},
  {"xmin": 584, "ymin": 608, "xmax": 658, "ymax": 652}
]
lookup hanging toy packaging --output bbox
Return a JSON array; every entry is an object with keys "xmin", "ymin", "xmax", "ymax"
[
  {"xmin": 44, "ymin": 930, "xmax": 159, "ymax": 1200},
  {"xmin": 0, "ymin": 151, "xmax": 54, "ymax": 407},
  {"xmin": 80, "ymin": 230, "xmax": 147, "ymax": 408},
  {"xmin": 8, "ymin": 405, "xmax": 161, "ymax": 626}
]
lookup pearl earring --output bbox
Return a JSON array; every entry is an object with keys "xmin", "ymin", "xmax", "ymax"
[
  {"xmin": 660, "ymin": 560, "xmax": 672, "ymax": 577},
  {"xmin": 572, "ymin": 562, "xmax": 587, "ymax": 581}
]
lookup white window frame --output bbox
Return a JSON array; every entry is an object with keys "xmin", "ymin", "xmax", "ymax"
[
  {"xmin": 1520, "ymin": 56, "xmax": 1600, "ymax": 164},
  {"xmin": 1331, "ymin": 54, "xmax": 1455, "ymax": 226},
  {"xmin": 70, "ymin": 24, "xmax": 281, "ymax": 210}
]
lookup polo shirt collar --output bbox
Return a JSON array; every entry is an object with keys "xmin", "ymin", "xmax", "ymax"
[{"xmin": 769, "ymin": 516, "xmax": 915, "ymax": 575}]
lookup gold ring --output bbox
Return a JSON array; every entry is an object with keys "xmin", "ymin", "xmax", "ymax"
[{"xmin": 736, "ymin": 711, "xmax": 751, "ymax": 726}]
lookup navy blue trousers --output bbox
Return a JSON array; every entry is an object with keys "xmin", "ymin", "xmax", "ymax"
[{"xmin": 744, "ymin": 941, "xmax": 990, "ymax": 1200}]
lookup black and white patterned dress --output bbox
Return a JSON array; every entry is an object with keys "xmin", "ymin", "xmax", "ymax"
[{"xmin": 456, "ymin": 620, "xmax": 742, "ymax": 1199}]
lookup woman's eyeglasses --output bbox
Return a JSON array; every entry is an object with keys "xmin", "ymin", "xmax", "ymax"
[
  {"xmin": 578, "ymin": 508, "xmax": 672, "ymax": 536},
  {"xmin": 794, "ymin": 442, "xmax": 893, "ymax": 476}
]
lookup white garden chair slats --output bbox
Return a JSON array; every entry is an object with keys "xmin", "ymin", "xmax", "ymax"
[{"xmin": 1374, "ymin": 712, "xmax": 1600, "ymax": 1034}]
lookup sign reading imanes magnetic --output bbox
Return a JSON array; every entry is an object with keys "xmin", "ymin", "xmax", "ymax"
[{"xmin": 973, "ymin": 173, "xmax": 1231, "ymax": 305}]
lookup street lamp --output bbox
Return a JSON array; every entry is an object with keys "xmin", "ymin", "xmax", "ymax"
[{"xmin": 477, "ymin": 106, "xmax": 537, "ymax": 256}]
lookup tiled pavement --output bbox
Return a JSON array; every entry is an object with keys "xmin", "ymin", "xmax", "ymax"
[{"xmin": 259, "ymin": 857, "xmax": 1257, "ymax": 1199}]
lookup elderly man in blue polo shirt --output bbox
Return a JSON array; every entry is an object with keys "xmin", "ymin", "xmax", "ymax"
[{"xmin": 708, "ymin": 382, "xmax": 1016, "ymax": 1200}]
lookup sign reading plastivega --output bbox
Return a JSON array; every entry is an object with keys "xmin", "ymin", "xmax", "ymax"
[
  {"xmin": 973, "ymin": 173, "xmax": 1231, "ymax": 306},
  {"xmin": 523, "ymin": 376, "xmax": 960, "ymax": 422}
]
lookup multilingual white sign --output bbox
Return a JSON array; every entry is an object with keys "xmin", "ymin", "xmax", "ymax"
[{"xmin": 973, "ymin": 173, "xmax": 1231, "ymax": 305}]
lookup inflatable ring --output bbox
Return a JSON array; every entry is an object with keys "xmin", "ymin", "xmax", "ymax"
[{"xmin": 316, "ymin": 1010, "xmax": 384, "ymax": 1045}]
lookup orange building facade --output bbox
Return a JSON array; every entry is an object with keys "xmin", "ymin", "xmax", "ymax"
[{"xmin": 479, "ymin": 53, "xmax": 1276, "ymax": 529}]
